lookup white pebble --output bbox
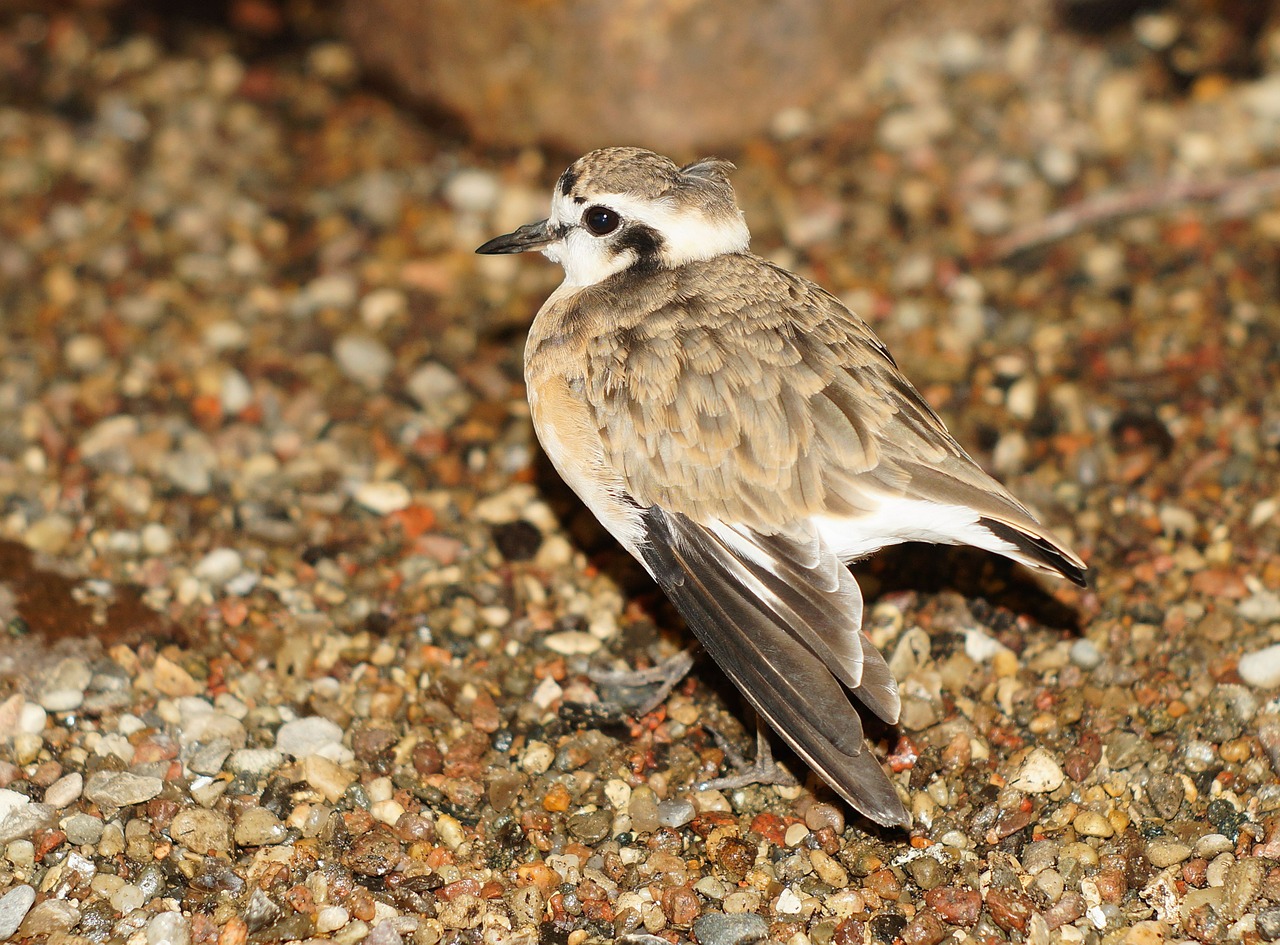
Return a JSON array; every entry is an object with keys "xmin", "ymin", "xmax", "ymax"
[
  {"xmin": 276, "ymin": 716, "xmax": 345, "ymax": 760},
  {"xmin": 146, "ymin": 912, "xmax": 191, "ymax": 945},
  {"xmin": 220, "ymin": 368, "xmax": 253, "ymax": 415},
  {"xmin": 18, "ymin": 704, "xmax": 46, "ymax": 735},
  {"xmin": 1238, "ymin": 643, "xmax": 1280, "ymax": 688},
  {"xmin": 774, "ymin": 886, "xmax": 803, "ymax": 915},
  {"xmin": 542, "ymin": 631, "xmax": 601, "ymax": 655},
  {"xmin": 1010, "ymin": 747, "xmax": 1066, "ymax": 794},
  {"xmin": 529, "ymin": 677, "xmax": 562, "ymax": 712},
  {"xmin": 964, "ymin": 628, "xmax": 1010, "ymax": 663},
  {"xmin": 334, "ymin": 333, "xmax": 393, "ymax": 389},
  {"xmin": 521, "ymin": 740, "xmax": 555, "ymax": 774},
  {"xmin": 1070, "ymin": 639, "xmax": 1103, "ymax": 670},
  {"xmin": 316, "ymin": 905, "xmax": 350, "ymax": 934},
  {"xmin": 1238, "ymin": 592, "xmax": 1280, "ymax": 625},
  {"xmin": 360, "ymin": 288, "xmax": 406, "ymax": 328},
  {"xmin": 112, "ymin": 883, "xmax": 145, "ymax": 915},
  {"xmin": 194, "ymin": 548, "xmax": 243, "ymax": 586},
  {"xmin": 141, "ymin": 523, "xmax": 173, "ymax": 556},
  {"xmin": 353, "ymin": 481, "xmax": 411, "ymax": 515},
  {"xmin": 444, "ymin": 169, "xmax": 501, "ymax": 214},
  {"xmin": 65, "ymin": 334, "xmax": 107, "ymax": 372}
]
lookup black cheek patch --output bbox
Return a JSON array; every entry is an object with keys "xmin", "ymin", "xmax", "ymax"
[{"xmin": 614, "ymin": 224, "xmax": 665, "ymax": 273}]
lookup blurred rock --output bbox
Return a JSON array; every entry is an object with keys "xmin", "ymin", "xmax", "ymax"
[{"xmin": 341, "ymin": 0, "xmax": 1045, "ymax": 152}]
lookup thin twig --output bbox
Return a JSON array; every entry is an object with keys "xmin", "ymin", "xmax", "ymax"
[{"xmin": 989, "ymin": 166, "xmax": 1280, "ymax": 260}]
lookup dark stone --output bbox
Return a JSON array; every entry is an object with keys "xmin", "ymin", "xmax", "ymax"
[{"xmin": 491, "ymin": 520, "xmax": 543, "ymax": 561}]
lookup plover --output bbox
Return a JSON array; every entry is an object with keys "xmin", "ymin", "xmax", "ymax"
[{"xmin": 478, "ymin": 147, "xmax": 1086, "ymax": 827}]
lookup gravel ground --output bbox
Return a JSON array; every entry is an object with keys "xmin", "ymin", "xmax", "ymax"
[{"xmin": 2, "ymin": 6, "xmax": 1280, "ymax": 945}]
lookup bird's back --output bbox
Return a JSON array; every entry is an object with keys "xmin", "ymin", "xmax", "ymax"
[{"xmin": 529, "ymin": 251, "xmax": 1084, "ymax": 585}]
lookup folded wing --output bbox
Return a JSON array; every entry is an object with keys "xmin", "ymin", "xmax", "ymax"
[{"xmin": 637, "ymin": 506, "xmax": 909, "ymax": 827}]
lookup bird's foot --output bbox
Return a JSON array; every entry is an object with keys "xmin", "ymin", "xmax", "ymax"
[
  {"xmin": 588, "ymin": 649, "xmax": 696, "ymax": 716},
  {"xmin": 698, "ymin": 717, "xmax": 797, "ymax": 792}
]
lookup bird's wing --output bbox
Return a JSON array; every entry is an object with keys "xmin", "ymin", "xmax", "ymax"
[
  {"xmin": 637, "ymin": 505, "xmax": 909, "ymax": 827},
  {"xmin": 584, "ymin": 254, "xmax": 1085, "ymax": 584}
]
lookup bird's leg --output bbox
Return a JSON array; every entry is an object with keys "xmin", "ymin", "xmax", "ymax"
[
  {"xmin": 698, "ymin": 710, "xmax": 798, "ymax": 792},
  {"xmin": 588, "ymin": 648, "xmax": 696, "ymax": 716}
]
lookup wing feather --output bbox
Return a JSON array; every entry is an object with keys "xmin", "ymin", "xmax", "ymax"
[
  {"xmin": 640, "ymin": 507, "xmax": 909, "ymax": 827},
  {"xmin": 582, "ymin": 255, "xmax": 1085, "ymax": 583}
]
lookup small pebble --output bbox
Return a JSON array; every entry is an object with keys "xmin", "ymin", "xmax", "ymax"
[
  {"xmin": 83, "ymin": 772, "xmax": 163, "ymax": 808},
  {"xmin": 44, "ymin": 772, "xmax": 83, "ymax": 808},
  {"xmin": 0, "ymin": 885, "xmax": 36, "ymax": 941},
  {"xmin": 146, "ymin": 912, "xmax": 191, "ymax": 945},
  {"xmin": 1238, "ymin": 643, "xmax": 1280, "ymax": 688},
  {"xmin": 542, "ymin": 630, "xmax": 601, "ymax": 655},
  {"xmin": 194, "ymin": 548, "xmax": 244, "ymax": 586},
  {"xmin": 276, "ymin": 716, "xmax": 346, "ymax": 759},
  {"xmin": 39, "ymin": 658, "xmax": 92, "ymax": 712},
  {"xmin": 228, "ymin": 748, "xmax": 286, "ymax": 777},
  {"xmin": 235, "ymin": 807, "xmax": 287, "ymax": 846},
  {"xmin": 1073, "ymin": 811, "xmax": 1114, "ymax": 838},
  {"xmin": 334, "ymin": 333, "xmax": 394, "ymax": 389},
  {"xmin": 316, "ymin": 905, "xmax": 350, "ymax": 933},
  {"xmin": 1010, "ymin": 747, "xmax": 1065, "ymax": 793},
  {"xmin": 354, "ymin": 481, "xmax": 412, "ymax": 515},
  {"xmin": 1069, "ymin": 639, "xmax": 1103, "ymax": 669},
  {"xmin": 17, "ymin": 899, "xmax": 80, "ymax": 938},
  {"xmin": 169, "ymin": 809, "xmax": 232, "ymax": 856},
  {"xmin": 63, "ymin": 813, "xmax": 104, "ymax": 846},
  {"xmin": 300, "ymin": 755, "xmax": 357, "ymax": 803},
  {"xmin": 656, "ymin": 797, "xmax": 696, "ymax": 829},
  {"xmin": 693, "ymin": 912, "xmax": 769, "ymax": 945},
  {"xmin": 1146, "ymin": 839, "xmax": 1193, "ymax": 868},
  {"xmin": 1257, "ymin": 905, "xmax": 1280, "ymax": 941}
]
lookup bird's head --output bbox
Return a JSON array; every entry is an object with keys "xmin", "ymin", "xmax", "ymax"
[{"xmin": 476, "ymin": 147, "xmax": 750, "ymax": 287}]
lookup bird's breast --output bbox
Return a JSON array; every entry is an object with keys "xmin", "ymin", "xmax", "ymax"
[{"xmin": 525, "ymin": 367, "xmax": 647, "ymax": 560}]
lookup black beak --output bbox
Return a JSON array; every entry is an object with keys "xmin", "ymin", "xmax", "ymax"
[{"xmin": 475, "ymin": 219, "xmax": 552, "ymax": 255}]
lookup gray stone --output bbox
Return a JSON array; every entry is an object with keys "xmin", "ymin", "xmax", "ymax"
[
  {"xmin": 63, "ymin": 812, "xmax": 105, "ymax": 846},
  {"xmin": 227, "ymin": 748, "xmax": 285, "ymax": 776},
  {"xmin": 38, "ymin": 657, "xmax": 92, "ymax": 712},
  {"xmin": 0, "ymin": 885, "xmax": 36, "ymax": 941},
  {"xmin": 0, "ymin": 802, "xmax": 57, "ymax": 844},
  {"xmin": 188, "ymin": 739, "xmax": 233, "ymax": 776},
  {"xmin": 84, "ymin": 771, "xmax": 163, "ymax": 808},
  {"xmin": 656, "ymin": 797, "xmax": 696, "ymax": 829},
  {"xmin": 693, "ymin": 912, "xmax": 770, "ymax": 945},
  {"xmin": 1258, "ymin": 905, "xmax": 1280, "ymax": 941}
]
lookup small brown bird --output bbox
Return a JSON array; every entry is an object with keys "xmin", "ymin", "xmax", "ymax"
[{"xmin": 478, "ymin": 147, "xmax": 1085, "ymax": 827}]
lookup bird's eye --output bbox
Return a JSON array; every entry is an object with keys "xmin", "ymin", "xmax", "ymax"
[{"xmin": 583, "ymin": 206, "xmax": 620, "ymax": 236}]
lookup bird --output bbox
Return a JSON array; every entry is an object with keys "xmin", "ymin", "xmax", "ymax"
[{"xmin": 477, "ymin": 147, "xmax": 1086, "ymax": 827}]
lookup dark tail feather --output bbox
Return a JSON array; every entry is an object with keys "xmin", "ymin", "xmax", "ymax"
[{"xmin": 978, "ymin": 517, "xmax": 1087, "ymax": 587}]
